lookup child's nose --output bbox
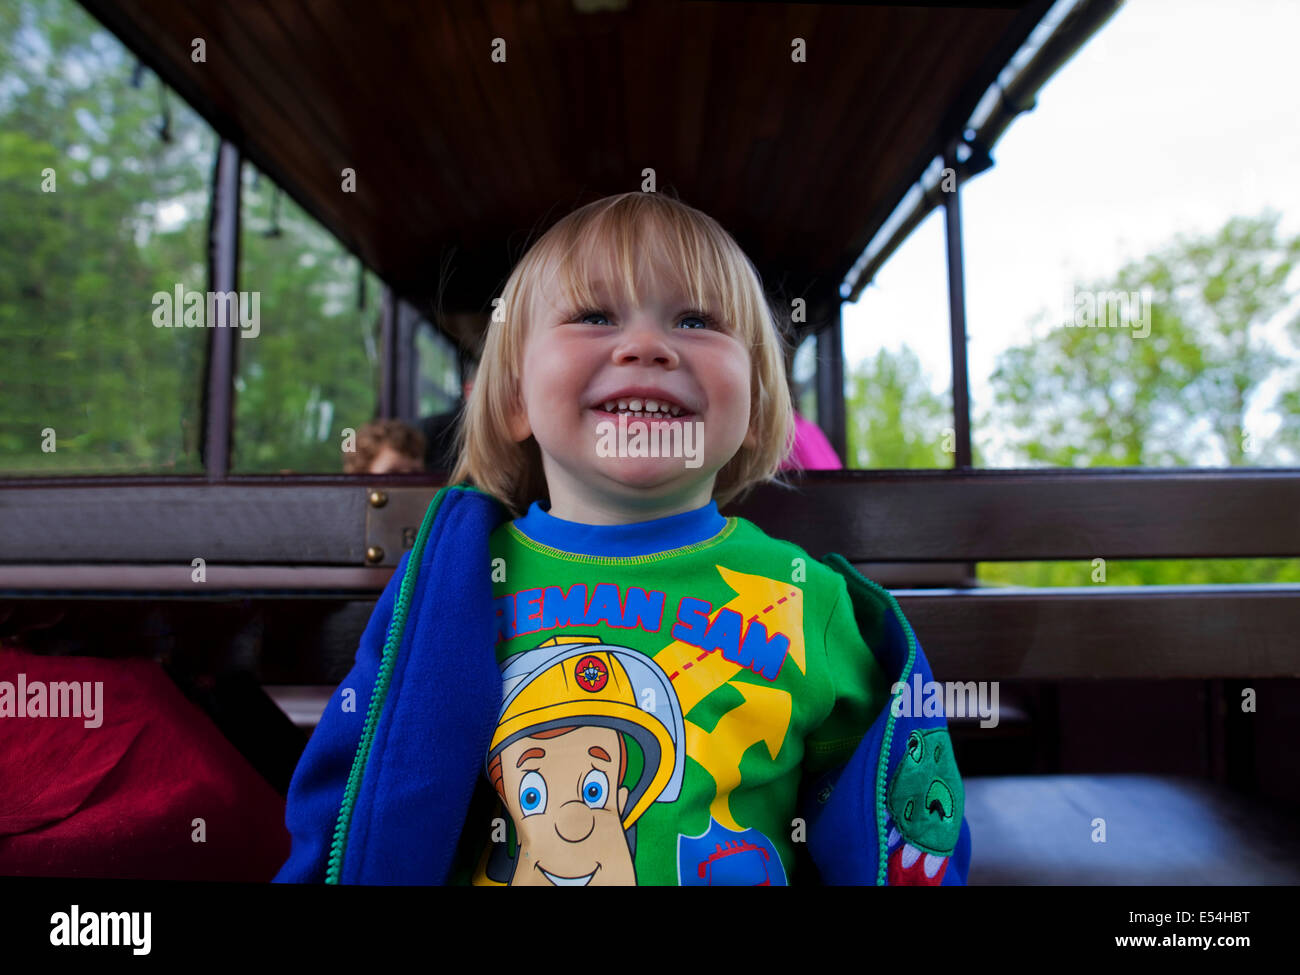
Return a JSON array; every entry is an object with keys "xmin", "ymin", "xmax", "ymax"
[{"xmin": 614, "ymin": 317, "xmax": 678, "ymax": 366}]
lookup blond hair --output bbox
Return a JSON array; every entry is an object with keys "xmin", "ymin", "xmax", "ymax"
[{"xmin": 447, "ymin": 192, "xmax": 797, "ymax": 518}]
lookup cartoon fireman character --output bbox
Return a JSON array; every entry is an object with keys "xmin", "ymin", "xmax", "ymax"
[
  {"xmin": 884, "ymin": 728, "xmax": 963, "ymax": 885},
  {"xmin": 477, "ymin": 635, "xmax": 685, "ymax": 886}
]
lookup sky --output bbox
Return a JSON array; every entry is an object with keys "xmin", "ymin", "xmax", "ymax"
[{"xmin": 840, "ymin": 0, "xmax": 1300, "ymax": 464}]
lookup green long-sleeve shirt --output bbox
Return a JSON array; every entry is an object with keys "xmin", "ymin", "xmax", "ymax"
[{"xmin": 456, "ymin": 498, "xmax": 889, "ymax": 886}]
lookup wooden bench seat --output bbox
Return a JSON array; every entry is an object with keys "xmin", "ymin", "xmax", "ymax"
[
  {"xmin": 6, "ymin": 474, "xmax": 1298, "ymax": 885},
  {"xmin": 964, "ymin": 775, "xmax": 1300, "ymax": 884}
]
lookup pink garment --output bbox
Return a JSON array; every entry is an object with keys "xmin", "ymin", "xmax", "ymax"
[{"xmin": 781, "ymin": 411, "xmax": 843, "ymax": 471}]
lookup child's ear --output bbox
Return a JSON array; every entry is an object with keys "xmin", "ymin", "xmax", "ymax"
[{"xmin": 506, "ymin": 394, "xmax": 532, "ymax": 442}]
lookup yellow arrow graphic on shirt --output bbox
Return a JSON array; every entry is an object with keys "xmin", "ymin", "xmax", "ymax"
[
  {"xmin": 653, "ymin": 565, "xmax": 807, "ymax": 829},
  {"xmin": 685, "ymin": 681, "xmax": 792, "ymax": 830}
]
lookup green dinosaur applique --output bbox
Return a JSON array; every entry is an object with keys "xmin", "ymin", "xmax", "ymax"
[{"xmin": 886, "ymin": 728, "xmax": 963, "ymax": 856}]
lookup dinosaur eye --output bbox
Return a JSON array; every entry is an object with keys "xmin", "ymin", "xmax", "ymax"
[
  {"xmin": 907, "ymin": 731, "xmax": 924, "ymax": 763},
  {"xmin": 519, "ymin": 771, "xmax": 547, "ymax": 817},
  {"xmin": 581, "ymin": 769, "xmax": 609, "ymax": 809}
]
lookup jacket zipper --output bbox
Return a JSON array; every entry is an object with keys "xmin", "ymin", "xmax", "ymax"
[
  {"xmin": 324, "ymin": 486, "xmax": 450, "ymax": 884},
  {"xmin": 822, "ymin": 554, "xmax": 920, "ymax": 886}
]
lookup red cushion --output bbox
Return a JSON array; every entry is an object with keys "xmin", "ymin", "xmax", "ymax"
[{"xmin": 0, "ymin": 646, "xmax": 290, "ymax": 881}]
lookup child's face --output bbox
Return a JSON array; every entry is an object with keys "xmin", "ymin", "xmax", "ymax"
[
  {"xmin": 508, "ymin": 251, "xmax": 757, "ymax": 514},
  {"xmin": 367, "ymin": 444, "xmax": 423, "ymax": 474}
]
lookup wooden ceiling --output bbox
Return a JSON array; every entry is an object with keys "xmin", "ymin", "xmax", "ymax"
[{"xmin": 80, "ymin": 0, "xmax": 1049, "ymax": 334}]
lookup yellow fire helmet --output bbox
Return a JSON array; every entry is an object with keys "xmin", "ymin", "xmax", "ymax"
[{"xmin": 487, "ymin": 635, "xmax": 685, "ymax": 828}]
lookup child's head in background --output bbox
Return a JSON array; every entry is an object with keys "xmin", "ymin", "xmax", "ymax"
[
  {"xmin": 448, "ymin": 192, "xmax": 795, "ymax": 522},
  {"xmin": 344, "ymin": 418, "xmax": 426, "ymax": 474}
]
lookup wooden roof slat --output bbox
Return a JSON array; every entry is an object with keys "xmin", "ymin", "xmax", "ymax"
[
  {"xmin": 147, "ymin": 0, "xmax": 386, "ymax": 269},
  {"xmin": 423, "ymin": 1, "xmax": 520, "ymax": 231},
  {"xmin": 76, "ymin": 0, "xmax": 1052, "ymax": 316},
  {"xmin": 492, "ymin": 0, "xmax": 565, "ymax": 214},
  {"xmin": 791, "ymin": 11, "xmax": 959, "ymax": 269},
  {"xmin": 266, "ymin": 0, "xmax": 439, "ymax": 247},
  {"xmin": 768, "ymin": 7, "xmax": 913, "ymax": 270},
  {"xmin": 175, "ymin": 0, "xmax": 389, "ymax": 242},
  {"xmin": 334, "ymin": 0, "xmax": 477, "ymax": 237},
  {"xmin": 730, "ymin": 12, "xmax": 806, "ymax": 255},
  {"xmin": 373, "ymin": 0, "xmax": 487, "ymax": 230},
  {"xmin": 669, "ymin": 3, "xmax": 715, "ymax": 190},
  {"xmin": 711, "ymin": 5, "xmax": 779, "ymax": 225}
]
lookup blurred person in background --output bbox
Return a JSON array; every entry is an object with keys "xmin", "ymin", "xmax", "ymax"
[
  {"xmin": 780, "ymin": 373, "xmax": 843, "ymax": 472},
  {"xmin": 344, "ymin": 419, "xmax": 427, "ymax": 474}
]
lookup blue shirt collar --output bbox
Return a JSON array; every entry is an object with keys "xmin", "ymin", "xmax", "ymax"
[{"xmin": 513, "ymin": 498, "xmax": 726, "ymax": 557}]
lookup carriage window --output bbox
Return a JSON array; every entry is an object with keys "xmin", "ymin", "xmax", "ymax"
[
  {"xmin": 416, "ymin": 320, "xmax": 461, "ymax": 419},
  {"xmin": 231, "ymin": 165, "xmax": 382, "ymax": 474},
  {"xmin": 0, "ymin": 0, "xmax": 214, "ymax": 476},
  {"xmin": 964, "ymin": 1, "xmax": 1300, "ymax": 472},
  {"xmin": 965, "ymin": 1, "xmax": 1300, "ymax": 587},
  {"xmin": 790, "ymin": 335, "xmax": 818, "ymax": 426},
  {"xmin": 842, "ymin": 212, "xmax": 957, "ymax": 469}
]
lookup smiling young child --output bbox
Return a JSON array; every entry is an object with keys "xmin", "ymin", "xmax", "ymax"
[{"xmin": 275, "ymin": 192, "xmax": 971, "ymax": 886}]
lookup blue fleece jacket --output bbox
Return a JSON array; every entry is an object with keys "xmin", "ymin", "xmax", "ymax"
[{"xmin": 274, "ymin": 484, "xmax": 972, "ymax": 885}]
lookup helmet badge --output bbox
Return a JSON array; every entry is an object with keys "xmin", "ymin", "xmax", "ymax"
[{"xmin": 574, "ymin": 655, "xmax": 609, "ymax": 693}]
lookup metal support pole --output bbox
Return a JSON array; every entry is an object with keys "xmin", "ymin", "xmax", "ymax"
[
  {"xmin": 379, "ymin": 285, "xmax": 398, "ymax": 418},
  {"xmin": 815, "ymin": 299, "xmax": 847, "ymax": 465},
  {"xmin": 202, "ymin": 140, "xmax": 240, "ymax": 479},
  {"xmin": 942, "ymin": 138, "xmax": 973, "ymax": 469},
  {"xmin": 397, "ymin": 301, "xmax": 419, "ymax": 419}
]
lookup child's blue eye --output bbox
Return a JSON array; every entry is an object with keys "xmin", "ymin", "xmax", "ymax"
[
  {"xmin": 571, "ymin": 308, "xmax": 721, "ymax": 330},
  {"xmin": 678, "ymin": 310, "xmax": 725, "ymax": 330},
  {"xmin": 581, "ymin": 769, "xmax": 609, "ymax": 809},
  {"xmin": 519, "ymin": 771, "xmax": 547, "ymax": 816}
]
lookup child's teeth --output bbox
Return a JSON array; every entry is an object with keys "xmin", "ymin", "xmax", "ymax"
[{"xmin": 596, "ymin": 398, "xmax": 687, "ymax": 416}]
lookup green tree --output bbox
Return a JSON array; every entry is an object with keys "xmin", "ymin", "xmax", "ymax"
[
  {"xmin": 845, "ymin": 345, "xmax": 960, "ymax": 468},
  {"xmin": 233, "ymin": 172, "xmax": 382, "ymax": 474},
  {"xmin": 1, "ymin": 0, "xmax": 212, "ymax": 473},
  {"xmin": 980, "ymin": 213, "xmax": 1300, "ymax": 586},
  {"xmin": 1, "ymin": 0, "xmax": 383, "ymax": 477},
  {"xmin": 987, "ymin": 213, "xmax": 1300, "ymax": 468}
]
